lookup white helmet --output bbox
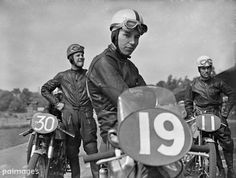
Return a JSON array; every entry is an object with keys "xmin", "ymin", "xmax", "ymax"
[
  {"xmin": 197, "ymin": 55, "xmax": 213, "ymax": 67},
  {"xmin": 110, "ymin": 9, "xmax": 148, "ymax": 35}
]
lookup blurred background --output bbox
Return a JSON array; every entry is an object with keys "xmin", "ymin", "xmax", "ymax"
[
  {"xmin": 0, "ymin": 1, "xmax": 235, "ymax": 177},
  {"xmin": 0, "ymin": 0, "xmax": 235, "ymax": 92}
]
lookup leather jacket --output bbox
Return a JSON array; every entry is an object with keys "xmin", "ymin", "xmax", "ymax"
[
  {"xmin": 41, "ymin": 68, "xmax": 92, "ymax": 109},
  {"xmin": 185, "ymin": 76, "xmax": 236, "ymax": 118},
  {"xmin": 87, "ymin": 44, "xmax": 146, "ymax": 117}
]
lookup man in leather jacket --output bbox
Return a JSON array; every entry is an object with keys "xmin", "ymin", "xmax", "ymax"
[
  {"xmin": 41, "ymin": 44, "xmax": 98, "ymax": 178},
  {"xmin": 185, "ymin": 55, "xmax": 235, "ymax": 178},
  {"xmin": 87, "ymin": 9, "xmax": 176, "ymax": 178},
  {"xmin": 87, "ymin": 9, "xmax": 147, "ymax": 146}
]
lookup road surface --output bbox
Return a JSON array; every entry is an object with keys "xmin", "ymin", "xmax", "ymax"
[{"xmin": 0, "ymin": 143, "xmax": 92, "ymax": 178}]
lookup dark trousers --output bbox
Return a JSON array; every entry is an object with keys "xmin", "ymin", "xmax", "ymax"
[{"xmin": 62, "ymin": 104, "xmax": 99, "ymax": 178}]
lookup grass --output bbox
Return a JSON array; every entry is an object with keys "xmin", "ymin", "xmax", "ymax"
[
  {"xmin": 0, "ymin": 127, "xmax": 30, "ymax": 150},
  {"xmin": 0, "ymin": 112, "xmax": 32, "ymax": 150}
]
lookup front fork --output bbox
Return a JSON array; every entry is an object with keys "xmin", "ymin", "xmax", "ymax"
[
  {"xmin": 45, "ymin": 134, "xmax": 55, "ymax": 177},
  {"xmin": 31, "ymin": 134, "xmax": 55, "ymax": 177},
  {"xmin": 198, "ymin": 131, "xmax": 215, "ymax": 169}
]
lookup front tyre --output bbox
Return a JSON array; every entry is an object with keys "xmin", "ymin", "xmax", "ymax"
[
  {"xmin": 183, "ymin": 142, "xmax": 217, "ymax": 178},
  {"xmin": 27, "ymin": 153, "xmax": 47, "ymax": 178},
  {"xmin": 202, "ymin": 142, "xmax": 216, "ymax": 178}
]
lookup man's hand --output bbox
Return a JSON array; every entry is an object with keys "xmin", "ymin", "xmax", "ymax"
[{"xmin": 55, "ymin": 102, "xmax": 64, "ymax": 111}]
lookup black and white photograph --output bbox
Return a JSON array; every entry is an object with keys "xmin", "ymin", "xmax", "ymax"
[{"xmin": 0, "ymin": 0, "xmax": 235, "ymax": 178}]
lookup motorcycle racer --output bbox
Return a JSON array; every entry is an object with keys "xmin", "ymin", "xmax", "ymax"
[
  {"xmin": 184, "ymin": 55, "xmax": 236, "ymax": 178},
  {"xmin": 41, "ymin": 44, "xmax": 99, "ymax": 178}
]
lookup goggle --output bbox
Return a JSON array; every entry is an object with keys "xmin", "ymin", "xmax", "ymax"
[
  {"xmin": 71, "ymin": 45, "xmax": 84, "ymax": 53},
  {"xmin": 116, "ymin": 19, "xmax": 148, "ymax": 35},
  {"xmin": 199, "ymin": 59, "xmax": 212, "ymax": 66}
]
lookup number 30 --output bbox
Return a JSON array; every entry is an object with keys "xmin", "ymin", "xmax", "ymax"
[
  {"xmin": 34, "ymin": 115, "xmax": 55, "ymax": 132},
  {"xmin": 139, "ymin": 112, "xmax": 185, "ymax": 156}
]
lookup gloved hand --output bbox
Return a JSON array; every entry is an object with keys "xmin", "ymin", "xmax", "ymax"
[{"xmin": 55, "ymin": 102, "xmax": 64, "ymax": 111}]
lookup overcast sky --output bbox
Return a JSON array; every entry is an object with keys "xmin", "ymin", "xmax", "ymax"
[{"xmin": 0, "ymin": 0, "xmax": 235, "ymax": 92}]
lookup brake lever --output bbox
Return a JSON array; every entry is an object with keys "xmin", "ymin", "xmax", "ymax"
[
  {"xmin": 186, "ymin": 116, "xmax": 196, "ymax": 123},
  {"xmin": 96, "ymin": 154, "xmax": 126, "ymax": 165},
  {"xmin": 107, "ymin": 129, "xmax": 120, "ymax": 149}
]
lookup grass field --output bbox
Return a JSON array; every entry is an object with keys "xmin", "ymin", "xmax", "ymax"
[
  {"xmin": 0, "ymin": 126, "xmax": 30, "ymax": 150},
  {"xmin": 0, "ymin": 112, "xmax": 32, "ymax": 150}
]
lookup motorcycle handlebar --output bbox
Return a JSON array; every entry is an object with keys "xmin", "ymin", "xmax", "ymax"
[
  {"xmin": 83, "ymin": 150, "xmax": 115, "ymax": 163},
  {"xmin": 186, "ymin": 116, "xmax": 196, "ymax": 123},
  {"xmin": 19, "ymin": 128, "xmax": 33, "ymax": 137},
  {"xmin": 57, "ymin": 126, "xmax": 75, "ymax": 138}
]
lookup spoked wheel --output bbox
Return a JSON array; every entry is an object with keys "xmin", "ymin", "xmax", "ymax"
[
  {"xmin": 183, "ymin": 142, "xmax": 217, "ymax": 178},
  {"xmin": 27, "ymin": 153, "xmax": 48, "ymax": 178},
  {"xmin": 200, "ymin": 142, "xmax": 217, "ymax": 178},
  {"xmin": 183, "ymin": 154, "xmax": 199, "ymax": 177}
]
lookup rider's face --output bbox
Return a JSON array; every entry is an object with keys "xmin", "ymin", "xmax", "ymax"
[
  {"xmin": 118, "ymin": 29, "xmax": 140, "ymax": 56},
  {"xmin": 199, "ymin": 66, "xmax": 212, "ymax": 79},
  {"xmin": 72, "ymin": 52, "xmax": 84, "ymax": 68}
]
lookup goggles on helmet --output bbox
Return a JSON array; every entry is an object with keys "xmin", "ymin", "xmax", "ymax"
[
  {"xmin": 198, "ymin": 58, "xmax": 212, "ymax": 67},
  {"xmin": 113, "ymin": 19, "xmax": 148, "ymax": 35}
]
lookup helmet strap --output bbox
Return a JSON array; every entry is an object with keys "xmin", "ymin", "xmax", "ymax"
[
  {"xmin": 198, "ymin": 67, "xmax": 212, "ymax": 81},
  {"xmin": 68, "ymin": 55, "xmax": 83, "ymax": 70},
  {"xmin": 111, "ymin": 29, "xmax": 130, "ymax": 59},
  {"xmin": 111, "ymin": 29, "xmax": 119, "ymax": 49}
]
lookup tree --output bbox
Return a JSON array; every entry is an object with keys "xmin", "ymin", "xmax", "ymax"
[
  {"xmin": 156, "ymin": 80, "xmax": 166, "ymax": 88},
  {"xmin": 0, "ymin": 91, "xmax": 14, "ymax": 111},
  {"xmin": 31, "ymin": 92, "xmax": 48, "ymax": 107},
  {"xmin": 0, "ymin": 88, "xmax": 48, "ymax": 112},
  {"xmin": 8, "ymin": 97, "xmax": 26, "ymax": 112},
  {"xmin": 20, "ymin": 88, "xmax": 33, "ymax": 106},
  {"xmin": 156, "ymin": 75, "xmax": 192, "ymax": 102},
  {"xmin": 11, "ymin": 88, "xmax": 21, "ymax": 97}
]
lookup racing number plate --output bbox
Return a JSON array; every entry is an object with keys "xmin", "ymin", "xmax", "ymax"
[
  {"xmin": 196, "ymin": 114, "xmax": 221, "ymax": 132},
  {"xmin": 118, "ymin": 108, "xmax": 192, "ymax": 166},
  {"xmin": 31, "ymin": 113, "xmax": 58, "ymax": 134}
]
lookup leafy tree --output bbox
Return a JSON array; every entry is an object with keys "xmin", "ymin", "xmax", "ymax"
[
  {"xmin": 156, "ymin": 80, "xmax": 166, "ymax": 88},
  {"xmin": 11, "ymin": 88, "xmax": 21, "ymax": 97},
  {"xmin": 31, "ymin": 92, "xmax": 48, "ymax": 107},
  {"xmin": 156, "ymin": 75, "xmax": 192, "ymax": 102},
  {"xmin": 0, "ymin": 88, "xmax": 48, "ymax": 112},
  {"xmin": 8, "ymin": 97, "xmax": 26, "ymax": 112},
  {"xmin": 20, "ymin": 88, "xmax": 33, "ymax": 106},
  {"xmin": 0, "ymin": 91, "xmax": 14, "ymax": 111}
]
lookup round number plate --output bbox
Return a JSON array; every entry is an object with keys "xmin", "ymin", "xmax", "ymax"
[
  {"xmin": 196, "ymin": 114, "xmax": 221, "ymax": 132},
  {"xmin": 118, "ymin": 108, "xmax": 192, "ymax": 166},
  {"xmin": 31, "ymin": 113, "xmax": 58, "ymax": 134}
]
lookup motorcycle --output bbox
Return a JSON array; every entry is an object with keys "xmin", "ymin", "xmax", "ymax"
[
  {"xmin": 20, "ymin": 112, "xmax": 74, "ymax": 178},
  {"xmin": 83, "ymin": 86, "xmax": 193, "ymax": 178},
  {"xmin": 183, "ymin": 112, "xmax": 223, "ymax": 178}
]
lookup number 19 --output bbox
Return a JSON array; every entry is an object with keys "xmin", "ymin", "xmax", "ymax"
[{"xmin": 139, "ymin": 112, "xmax": 185, "ymax": 156}]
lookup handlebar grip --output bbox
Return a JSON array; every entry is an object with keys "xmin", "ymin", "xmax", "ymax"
[
  {"xmin": 190, "ymin": 144, "xmax": 210, "ymax": 153},
  {"xmin": 83, "ymin": 150, "xmax": 115, "ymax": 163}
]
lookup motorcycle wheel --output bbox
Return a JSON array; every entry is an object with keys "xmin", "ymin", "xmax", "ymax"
[
  {"xmin": 201, "ymin": 142, "xmax": 217, "ymax": 178},
  {"xmin": 27, "ymin": 153, "xmax": 47, "ymax": 178},
  {"xmin": 183, "ymin": 142, "xmax": 217, "ymax": 178}
]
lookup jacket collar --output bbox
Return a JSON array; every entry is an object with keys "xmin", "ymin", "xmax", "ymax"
[
  {"xmin": 70, "ymin": 67, "xmax": 84, "ymax": 73},
  {"xmin": 108, "ymin": 43, "xmax": 131, "ymax": 60}
]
